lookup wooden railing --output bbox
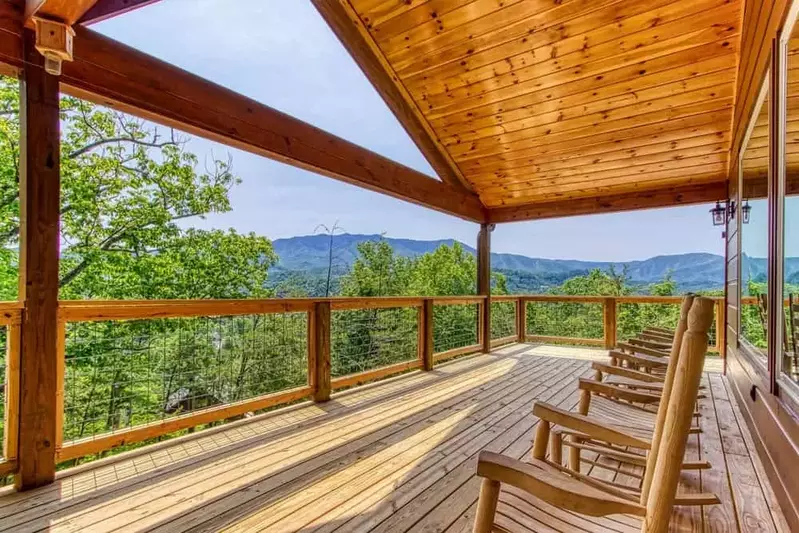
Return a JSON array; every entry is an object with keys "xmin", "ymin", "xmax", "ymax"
[
  {"xmin": 0, "ymin": 302, "xmax": 22, "ymax": 478},
  {"xmin": 52, "ymin": 296, "xmax": 492, "ymax": 465},
  {"xmin": 517, "ymin": 295, "xmax": 726, "ymax": 353},
  {"xmin": 0, "ymin": 294, "xmax": 730, "ymax": 478}
]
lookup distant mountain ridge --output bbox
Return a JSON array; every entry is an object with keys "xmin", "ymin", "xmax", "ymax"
[{"xmin": 270, "ymin": 233, "xmax": 785, "ymax": 292}]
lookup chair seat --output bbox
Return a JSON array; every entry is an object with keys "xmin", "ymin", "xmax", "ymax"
[
  {"xmin": 588, "ymin": 396, "xmax": 659, "ymax": 432},
  {"xmin": 494, "ymin": 483, "xmax": 643, "ymax": 533}
]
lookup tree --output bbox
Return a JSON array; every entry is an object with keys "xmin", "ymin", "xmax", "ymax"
[
  {"xmin": 0, "ymin": 78, "xmax": 291, "ymax": 450},
  {"xmin": 0, "ymin": 77, "xmax": 276, "ymax": 300},
  {"xmin": 314, "ymin": 221, "xmax": 345, "ymax": 297}
]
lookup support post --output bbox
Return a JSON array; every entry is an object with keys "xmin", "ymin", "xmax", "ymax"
[
  {"xmin": 311, "ymin": 301, "xmax": 331, "ymax": 402},
  {"xmin": 517, "ymin": 297, "xmax": 527, "ymax": 343},
  {"xmin": 477, "ymin": 223, "xmax": 493, "ymax": 353},
  {"xmin": 715, "ymin": 299, "xmax": 726, "ymax": 356},
  {"xmin": 603, "ymin": 297, "xmax": 617, "ymax": 349},
  {"xmin": 420, "ymin": 299, "xmax": 434, "ymax": 371},
  {"xmin": 16, "ymin": 29, "xmax": 62, "ymax": 490}
]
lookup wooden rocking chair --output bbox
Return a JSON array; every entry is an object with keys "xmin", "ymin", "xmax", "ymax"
[
  {"xmin": 542, "ymin": 296, "xmax": 707, "ymax": 479},
  {"xmin": 472, "ymin": 297, "xmax": 717, "ymax": 533}
]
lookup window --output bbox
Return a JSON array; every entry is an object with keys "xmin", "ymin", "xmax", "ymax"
[
  {"xmin": 782, "ymin": 21, "xmax": 799, "ymax": 386},
  {"xmin": 740, "ymin": 73, "xmax": 770, "ymax": 364}
]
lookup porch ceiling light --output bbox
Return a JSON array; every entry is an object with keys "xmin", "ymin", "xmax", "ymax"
[{"xmin": 710, "ymin": 201, "xmax": 726, "ymax": 226}]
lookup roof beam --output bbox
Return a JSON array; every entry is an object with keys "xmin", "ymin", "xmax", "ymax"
[
  {"xmin": 487, "ymin": 182, "xmax": 728, "ymax": 223},
  {"xmin": 311, "ymin": 0, "xmax": 474, "ymax": 193},
  {"xmin": 25, "ymin": 0, "xmax": 99, "ymax": 25},
  {"xmin": 79, "ymin": 0, "xmax": 161, "ymax": 25},
  {"xmin": 0, "ymin": 3, "xmax": 486, "ymax": 222}
]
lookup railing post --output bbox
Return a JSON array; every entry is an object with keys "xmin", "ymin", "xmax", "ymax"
[
  {"xmin": 420, "ymin": 299, "xmax": 434, "ymax": 371},
  {"xmin": 3, "ymin": 316, "xmax": 21, "ymax": 465},
  {"xmin": 16, "ymin": 30, "xmax": 62, "ymax": 490},
  {"xmin": 310, "ymin": 301, "xmax": 331, "ymax": 402},
  {"xmin": 715, "ymin": 299, "xmax": 726, "ymax": 355},
  {"xmin": 603, "ymin": 297, "xmax": 617, "ymax": 349},
  {"xmin": 477, "ymin": 223, "xmax": 493, "ymax": 353},
  {"xmin": 517, "ymin": 297, "xmax": 527, "ymax": 343}
]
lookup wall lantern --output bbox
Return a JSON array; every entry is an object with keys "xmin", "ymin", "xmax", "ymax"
[
  {"xmin": 710, "ymin": 201, "xmax": 726, "ymax": 226},
  {"xmin": 742, "ymin": 200, "xmax": 752, "ymax": 224}
]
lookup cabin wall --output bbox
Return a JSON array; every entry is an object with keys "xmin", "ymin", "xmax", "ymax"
[{"xmin": 726, "ymin": 0, "xmax": 799, "ymax": 528}]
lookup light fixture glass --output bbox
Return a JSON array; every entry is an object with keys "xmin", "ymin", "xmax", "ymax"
[
  {"xmin": 710, "ymin": 201, "xmax": 726, "ymax": 226},
  {"xmin": 742, "ymin": 200, "xmax": 751, "ymax": 224}
]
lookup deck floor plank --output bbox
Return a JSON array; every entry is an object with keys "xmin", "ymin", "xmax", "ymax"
[{"xmin": 0, "ymin": 345, "xmax": 788, "ymax": 533}]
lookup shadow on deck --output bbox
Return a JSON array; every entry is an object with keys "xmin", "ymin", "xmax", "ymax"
[{"xmin": 0, "ymin": 344, "xmax": 786, "ymax": 532}]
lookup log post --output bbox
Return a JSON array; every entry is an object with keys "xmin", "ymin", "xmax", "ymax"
[
  {"xmin": 477, "ymin": 223, "xmax": 493, "ymax": 353},
  {"xmin": 603, "ymin": 297, "xmax": 617, "ymax": 349},
  {"xmin": 15, "ymin": 29, "xmax": 62, "ymax": 490},
  {"xmin": 310, "ymin": 301, "xmax": 331, "ymax": 402},
  {"xmin": 420, "ymin": 299, "xmax": 434, "ymax": 371},
  {"xmin": 517, "ymin": 297, "xmax": 527, "ymax": 343}
]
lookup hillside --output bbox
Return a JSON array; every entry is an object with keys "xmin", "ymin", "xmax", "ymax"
[{"xmin": 270, "ymin": 234, "xmax": 750, "ymax": 293}]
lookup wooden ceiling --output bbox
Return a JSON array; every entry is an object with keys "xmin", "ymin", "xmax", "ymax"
[{"xmin": 315, "ymin": 0, "xmax": 742, "ymax": 213}]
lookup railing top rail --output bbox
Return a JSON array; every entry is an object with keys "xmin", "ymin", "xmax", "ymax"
[
  {"xmin": 431, "ymin": 296, "xmax": 486, "ymax": 305},
  {"xmin": 59, "ymin": 299, "xmax": 316, "ymax": 322},
  {"xmin": 521, "ymin": 295, "xmax": 606, "ymax": 303},
  {"xmin": 51, "ymin": 293, "xmax": 741, "ymax": 323},
  {"xmin": 490, "ymin": 295, "xmax": 518, "ymax": 302},
  {"xmin": 58, "ymin": 296, "xmax": 479, "ymax": 322},
  {"xmin": 516, "ymin": 295, "xmax": 724, "ymax": 304},
  {"xmin": 0, "ymin": 301, "xmax": 22, "ymax": 324}
]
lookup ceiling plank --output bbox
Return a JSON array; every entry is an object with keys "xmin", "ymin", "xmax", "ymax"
[
  {"xmin": 79, "ymin": 0, "xmax": 161, "ymax": 25},
  {"xmin": 487, "ymin": 182, "xmax": 728, "ymax": 223},
  {"xmin": 0, "ymin": 3, "xmax": 486, "ymax": 223},
  {"xmin": 311, "ymin": 0, "xmax": 473, "ymax": 193},
  {"xmin": 25, "ymin": 0, "xmax": 99, "ymax": 25}
]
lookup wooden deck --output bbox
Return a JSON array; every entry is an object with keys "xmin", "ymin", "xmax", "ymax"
[{"xmin": 0, "ymin": 344, "xmax": 788, "ymax": 532}]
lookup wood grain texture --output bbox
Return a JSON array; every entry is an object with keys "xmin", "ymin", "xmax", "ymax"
[
  {"xmin": 477, "ymin": 224, "xmax": 491, "ymax": 353},
  {"xmin": 0, "ymin": 2, "xmax": 487, "ymax": 223},
  {"xmin": 340, "ymin": 0, "xmax": 742, "ymax": 211},
  {"xmin": 15, "ymin": 28, "xmax": 60, "ymax": 491},
  {"xmin": 79, "ymin": 0, "xmax": 161, "ymax": 24},
  {"xmin": 24, "ymin": 0, "xmax": 98, "ymax": 25},
  {"xmin": 0, "ymin": 347, "xmax": 784, "ymax": 532},
  {"xmin": 311, "ymin": 0, "xmax": 473, "ymax": 192}
]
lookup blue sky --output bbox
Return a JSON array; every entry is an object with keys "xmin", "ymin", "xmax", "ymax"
[{"xmin": 94, "ymin": 0, "xmax": 724, "ymax": 262}]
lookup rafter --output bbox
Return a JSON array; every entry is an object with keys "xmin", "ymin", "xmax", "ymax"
[
  {"xmin": 312, "ymin": 0, "xmax": 473, "ymax": 193},
  {"xmin": 0, "ymin": 2, "xmax": 486, "ymax": 222},
  {"xmin": 25, "ymin": 0, "xmax": 99, "ymax": 25},
  {"xmin": 487, "ymin": 182, "xmax": 727, "ymax": 223},
  {"xmin": 79, "ymin": 0, "xmax": 161, "ymax": 25}
]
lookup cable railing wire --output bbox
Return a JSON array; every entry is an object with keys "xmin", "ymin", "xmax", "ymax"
[
  {"xmin": 433, "ymin": 303, "xmax": 479, "ymax": 354},
  {"xmin": 330, "ymin": 307, "xmax": 418, "ymax": 378},
  {"xmin": 490, "ymin": 301, "xmax": 516, "ymax": 340},
  {"xmin": 63, "ymin": 312, "xmax": 307, "ymax": 444},
  {"xmin": 525, "ymin": 300, "xmax": 603, "ymax": 341}
]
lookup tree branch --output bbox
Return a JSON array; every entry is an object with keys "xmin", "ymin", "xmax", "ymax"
[{"xmin": 67, "ymin": 136, "xmax": 180, "ymax": 159}]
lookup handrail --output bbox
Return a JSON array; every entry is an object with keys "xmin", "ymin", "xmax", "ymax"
[{"xmin": 2, "ymin": 292, "xmax": 742, "ymax": 477}]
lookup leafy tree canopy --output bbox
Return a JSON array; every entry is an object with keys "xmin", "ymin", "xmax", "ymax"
[{"xmin": 0, "ymin": 77, "xmax": 275, "ymax": 300}]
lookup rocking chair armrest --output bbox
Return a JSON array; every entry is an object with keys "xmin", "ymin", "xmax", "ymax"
[
  {"xmin": 533, "ymin": 402, "xmax": 651, "ymax": 449},
  {"xmin": 609, "ymin": 350, "xmax": 669, "ymax": 369},
  {"xmin": 617, "ymin": 342, "xmax": 670, "ymax": 358},
  {"xmin": 578, "ymin": 378, "xmax": 662, "ymax": 404},
  {"xmin": 592, "ymin": 362, "xmax": 665, "ymax": 383},
  {"xmin": 476, "ymin": 451, "xmax": 646, "ymax": 518}
]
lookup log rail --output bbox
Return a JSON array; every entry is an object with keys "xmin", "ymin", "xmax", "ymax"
[{"xmin": 0, "ymin": 294, "xmax": 742, "ymax": 483}]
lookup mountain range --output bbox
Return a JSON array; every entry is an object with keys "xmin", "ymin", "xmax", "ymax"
[{"xmin": 269, "ymin": 233, "xmax": 783, "ymax": 293}]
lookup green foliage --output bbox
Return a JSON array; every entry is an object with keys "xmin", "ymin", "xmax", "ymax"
[{"xmin": 0, "ymin": 79, "xmax": 283, "ymax": 461}]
